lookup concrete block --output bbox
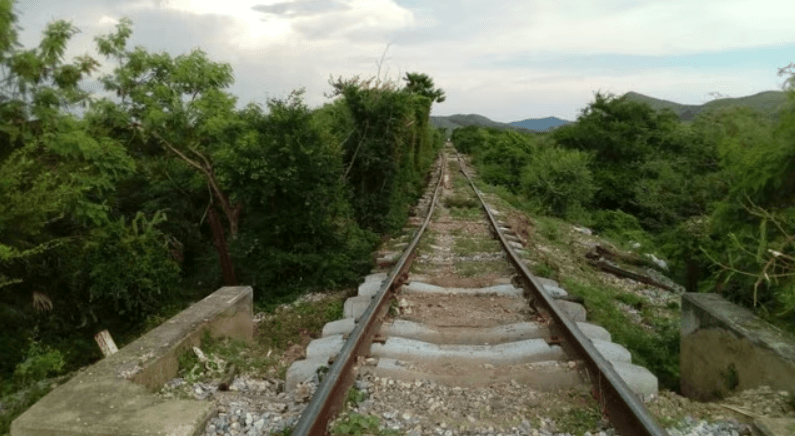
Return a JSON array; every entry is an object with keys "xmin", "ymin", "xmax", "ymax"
[
  {"xmin": 533, "ymin": 276, "xmax": 559, "ymax": 289},
  {"xmin": 592, "ymin": 339, "xmax": 632, "ymax": 363},
  {"xmin": 556, "ymin": 300, "xmax": 587, "ymax": 322},
  {"xmin": 611, "ymin": 360, "xmax": 658, "ymax": 398},
  {"xmin": 681, "ymin": 293, "xmax": 795, "ymax": 400},
  {"xmin": 358, "ymin": 280, "xmax": 382, "ymax": 298},
  {"xmin": 755, "ymin": 417, "xmax": 795, "ymax": 436},
  {"xmin": 322, "ymin": 318, "xmax": 355, "ymax": 337},
  {"xmin": 402, "ymin": 282, "xmax": 522, "ymax": 297},
  {"xmin": 286, "ymin": 359, "xmax": 327, "ymax": 391},
  {"xmin": 306, "ymin": 335, "xmax": 345, "ymax": 361},
  {"xmin": 543, "ymin": 285, "xmax": 569, "ymax": 299},
  {"xmin": 370, "ymin": 337, "xmax": 565, "ymax": 365},
  {"xmin": 576, "ymin": 322, "xmax": 611, "ymax": 342},
  {"xmin": 344, "ymin": 296, "xmax": 372, "ymax": 319},
  {"xmin": 364, "ymin": 272, "xmax": 388, "ymax": 283},
  {"xmin": 381, "ymin": 320, "xmax": 548, "ymax": 345},
  {"xmin": 11, "ymin": 286, "xmax": 253, "ymax": 436}
]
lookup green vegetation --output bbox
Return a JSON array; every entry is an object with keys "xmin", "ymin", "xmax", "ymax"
[
  {"xmin": 0, "ymin": 1, "xmax": 445, "ymax": 427},
  {"xmin": 329, "ymin": 387, "xmax": 402, "ymax": 436},
  {"xmin": 453, "ymin": 86, "xmax": 795, "ymax": 329},
  {"xmin": 453, "ymin": 237, "xmax": 501, "ymax": 255},
  {"xmin": 453, "ymin": 83, "xmax": 795, "ymax": 390},
  {"xmin": 547, "ymin": 390, "xmax": 604, "ymax": 434}
]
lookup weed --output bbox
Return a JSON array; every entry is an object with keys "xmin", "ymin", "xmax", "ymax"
[
  {"xmin": 443, "ymin": 194, "xmax": 479, "ymax": 209},
  {"xmin": 535, "ymin": 216, "xmax": 564, "ymax": 243},
  {"xmin": 449, "ymin": 206, "xmax": 482, "ymax": 221},
  {"xmin": 316, "ymin": 365, "xmax": 329, "ymax": 384},
  {"xmin": 0, "ymin": 381, "xmax": 58, "ymax": 435},
  {"xmin": 453, "ymin": 237, "xmax": 501, "ymax": 255},
  {"xmin": 415, "ymin": 230, "xmax": 436, "ymax": 254},
  {"xmin": 345, "ymin": 387, "xmax": 368, "ymax": 407},
  {"xmin": 330, "ymin": 412, "xmax": 401, "ymax": 436},
  {"xmin": 256, "ymin": 295, "xmax": 346, "ymax": 354},
  {"xmin": 455, "ymin": 260, "xmax": 513, "ymax": 277},
  {"xmin": 616, "ymin": 292, "xmax": 645, "ymax": 309},
  {"xmin": 531, "ymin": 261, "xmax": 558, "ymax": 280}
]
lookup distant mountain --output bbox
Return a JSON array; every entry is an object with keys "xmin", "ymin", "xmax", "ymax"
[
  {"xmin": 623, "ymin": 90, "xmax": 788, "ymax": 121},
  {"xmin": 430, "ymin": 114, "xmax": 524, "ymax": 133},
  {"xmin": 509, "ymin": 116, "xmax": 571, "ymax": 131}
]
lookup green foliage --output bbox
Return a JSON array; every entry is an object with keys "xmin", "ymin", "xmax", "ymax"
[
  {"xmin": 330, "ymin": 412, "xmax": 400, "ymax": 436},
  {"xmin": 0, "ymin": 6, "xmax": 445, "ymax": 422},
  {"xmin": 589, "ymin": 210, "xmax": 651, "ymax": 247},
  {"xmin": 331, "ymin": 76, "xmax": 443, "ymax": 234},
  {"xmin": 12, "ymin": 339, "xmax": 65, "ymax": 386},
  {"xmin": 403, "ymin": 72, "xmax": 446, "ymax": 103},
  {"xmin": 520, "ymin": 144, "xmax": 594, "ymax": 218},
  {"xmin": 71, "ymin": 212, "xmax": 181, "ymax": 326},
  {"xmin": 345, "ymin": 387, "xmax": 368, "ymax": 407},
  {"xmin": 256, "ymin": 297, "xmax": 346, "ymax": 352},
  {"xmin": 0, "ymin": 381, "xmax": 54, "ymax": 435},
  {"xmin": 553, "ymin": 92, "xmax": 714, "ymax": 231},
  {"xmin": 222, "ymin": 93, "xmax": 377, "ymax": 297}
]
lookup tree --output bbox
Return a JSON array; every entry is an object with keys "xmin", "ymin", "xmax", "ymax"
[
  {"xmin": 92, "ymin": 18, "xmax": 241, "ymax": 285},
  {"xmin": 403, "ymin": 72, "xmax": 446, "ymax": 103}
]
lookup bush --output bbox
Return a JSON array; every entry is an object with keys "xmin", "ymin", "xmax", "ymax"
[
  {"xmin": 589, "ymin": 209, "xmax": 652, "ymax": 247},
  {"xmin": 12, "ymin": 339, "xmax": 65, "ymax": 387},
  {"xmin": 71, "ymin": 212, "xmax": 181, "ymax": 328},
  {"xmin": 331, "ymin": 77, "xmax": 442, "ymax": 234},
  {"xmin": 520, "ymin": 145, "xmax": 594, "ymax": 218}
]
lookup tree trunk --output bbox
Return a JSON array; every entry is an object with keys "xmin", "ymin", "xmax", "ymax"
[{"xmin": 207, "ymin": 206, "xmax": 237, "ymax": 286}]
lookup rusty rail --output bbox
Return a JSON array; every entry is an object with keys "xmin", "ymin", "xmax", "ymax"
[
  {"xmin": 454, "ymin": 152, "xmax": 668, "ymax": 436},
  {"xmin": 290, "ymin": 151, "xmax": 447, "ymax": 436}
]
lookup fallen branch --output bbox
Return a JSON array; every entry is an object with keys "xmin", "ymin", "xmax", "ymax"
[
  {"xmin": 594, "ymin": 245, "xmax": 664, "ymax": 271},
  {"xmin": 586, "ymin": 259, "xmax": 678, "ymax": 292}
]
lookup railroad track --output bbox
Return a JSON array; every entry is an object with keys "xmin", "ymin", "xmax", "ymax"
[{"xmin": 286, "ymin": 145, "xmax": 668, "ymax": 436}]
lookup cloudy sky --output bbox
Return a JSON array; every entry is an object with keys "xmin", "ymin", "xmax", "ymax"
[{"xmin": 15, "ymin": 0, "xmax": 795, "ymax": 122}]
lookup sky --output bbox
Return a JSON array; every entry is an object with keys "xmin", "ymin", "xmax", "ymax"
[{"xmin": 14, "ymin": 0, "xmax": 795, "ymax": 122}]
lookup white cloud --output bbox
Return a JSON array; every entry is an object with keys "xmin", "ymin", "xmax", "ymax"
[
  {"xmin": 97, "ymin": 16, "xmax": 119, "ymax": 26},
  {"xmin": 12, "ymin": 0, "xmax": 795, "ymax": 121}
]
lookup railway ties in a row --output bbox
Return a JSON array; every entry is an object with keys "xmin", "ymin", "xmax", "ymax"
[{"xmin": 287, "ymin": 145, "xmax": 668, "ymax": 436}]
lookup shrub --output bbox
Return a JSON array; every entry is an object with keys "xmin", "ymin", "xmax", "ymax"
[
  {"xmin": 12, "ymin": 339, "xmax": 65, "ymax": 387},
  {"xmin": 520, "ymin": 145, "xmax": 594, "ymax": 218},
  {"xmin": 71, "ymin": 212, "xmax": 181, "ymax": 327}
]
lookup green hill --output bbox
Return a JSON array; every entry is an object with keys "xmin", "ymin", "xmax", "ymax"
[
  {"xmin": 624, "ymin": 90, "xmax": 788, "ymax": 121},
  {"xmin": 430, "ymin": 114, "xmax": 527, "ymax": 134}
]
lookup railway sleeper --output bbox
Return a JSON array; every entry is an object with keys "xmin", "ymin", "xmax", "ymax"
[{"xmin": 287, "ymin": 279, "xmax": 658, "ymax": 399}]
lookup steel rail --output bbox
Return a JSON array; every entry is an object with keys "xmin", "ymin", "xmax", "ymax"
[
  {"xmin": 291, "ymin": 151, "xmax": 447, "ymax": 436},
  {"xmin": 454, "ymin": 150, "xmax": 668, "ymax": 436}
]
